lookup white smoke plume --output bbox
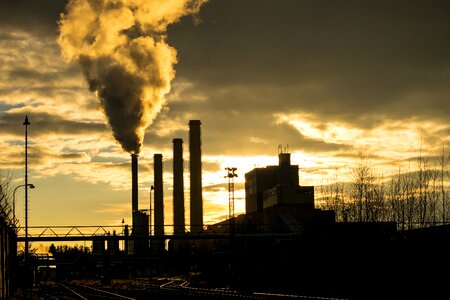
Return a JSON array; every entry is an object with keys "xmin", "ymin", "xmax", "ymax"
[{"xmin": 58, "ymin": 0, "xmax": 207, "ymax": 154}]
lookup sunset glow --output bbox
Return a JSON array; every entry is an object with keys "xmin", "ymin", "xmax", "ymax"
[{"xmin": 1, "ymin": 0, "xmax": 449, "ymax": 235}]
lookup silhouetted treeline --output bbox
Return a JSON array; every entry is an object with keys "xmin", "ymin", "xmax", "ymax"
[
  {"xmin": 0, "ymin": 172, "xmax": 15, "ymax": 227},
  {"xmin": 49, "ymin": 244, "xmax": 91, "ymax": 257},
  {"xmin": 47, "ymin": 244, "xmax": 95, "ymax": 280},
  {"xmin": 0, "ymin": 172, "xmax": 16, "ymax": 298},
  {"xmin": 318, "ymin": 148, "xmax": 450, "ymax": 230}
]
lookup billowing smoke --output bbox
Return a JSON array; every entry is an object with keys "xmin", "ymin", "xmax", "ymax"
[{"xmin": 58, "ymin": 0, "xmax": 207, "ymax": 154}]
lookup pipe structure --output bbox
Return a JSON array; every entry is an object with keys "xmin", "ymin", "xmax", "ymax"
[
  {"xmin": 189, "ymin": 120, "xmax": 203, "ymax": 234},
  {"xmin": 153, "ymin": 154, "xmax": 164, "ymax": 236},
  {"xmin": 173, "ymin": 138, "xmax": 185, "ymax": 234}
]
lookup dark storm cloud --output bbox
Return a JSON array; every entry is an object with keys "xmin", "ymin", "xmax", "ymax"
[
  {"xmin": 28, "ymin": 147, "xmax": 87, "ymax": 166},
  {"xmin": 101, "ymin": 161, "xmax": 151, "ymax": 176},
  {"xmin": 168, "ymin": 0, "xmax": 450, "ymax": 129},
  {"xmin": 2, "ymin": 0, "xmax": 449, "ymax": 160},
  {"xmin": 0, "ymin": 29, "xmax": 94, "ymax": 110},
  {"xmin": 0, "ymin": 110, "xmax": 107, "ymax": 136},
  {"xmin": 0, "ymin": 0, "xmax": 66, "ymax": 35},
  {"xmin": 156, "ymin": 94, "xmax": 352, "ymax": 156},
  {"xmin": 136, "ymin": 156, "xmax": 221, "ymax": 175},
  {"xmin": 0, "ymin": 143, "xmax": 89, "ymax": 169},
  {"xmin": 7, "ymin": 67, "xmax": 77, "ymax": 83},
  {"xmin": 334, "ymin": 152, "xmax": 385, "ymax": 162}
]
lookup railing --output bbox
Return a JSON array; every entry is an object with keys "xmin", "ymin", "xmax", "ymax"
[
  {"xmin": 15, "ymin": 225, "xmax": 226, "ymax": 241},
  {"xmin": 17, "ymin": 221, "xmax": 449, "ymax": 242},
  {"xmin": 15, "ymin": 224, "xmax": 305, "ymax": 242},
  {"xmin": 16, "ymin": 225, "xmax": 126, "ymax": 239}
]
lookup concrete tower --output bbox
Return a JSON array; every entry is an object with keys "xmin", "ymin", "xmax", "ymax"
[
  {"xmin": 153, "ymin": 153, "xmax": 164, "ymax": 236},
  {"xmin": 189, "ymin": 120, "xmax": 203, "ymax": 234},
  {"xmin": 173, "ymin": 138, "xmax": 185, "ymax": 234},
  {"xmin": 131, "ymin": 154, "xmax": 138, "ymax": 213}
]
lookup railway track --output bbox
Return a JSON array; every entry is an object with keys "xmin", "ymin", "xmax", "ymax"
[
  {"xmin": 53, "ymin": 281, "xmax": 137, "ymax": 300},
  {"xmin": 36, "ymin": 280, "xmax": 347, "ymax": 300},
  {"xmin": 153, "ymin": 278, "xmax": 347, "ymax": 300}
]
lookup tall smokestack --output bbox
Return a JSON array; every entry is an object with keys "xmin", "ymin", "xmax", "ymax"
[
  {"xmin": 173, "ymin": 138, "xmax": 185, "ymax": 234},
  {"xmin": 189, "ymin": 120, "xmax": 203, "ymax": 234},
  {"xmin": 154, "ymin": 154, "xmax": 164, "ymax": 236},
  {"xmin": 131, "ymin": 154, "xmax": 138, "ymax": 212}
]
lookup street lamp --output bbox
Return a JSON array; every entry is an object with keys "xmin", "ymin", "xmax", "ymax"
[
  {"xmin": 13, "ymin": 183, "xmax": 35, "ymax": 222},
  {"xmin": 23, "ymin": 115, "xmax": 30, "ymax": 260},
  {"xmin": 121, "ymin": 218, "xmax": 125, "ymax": 251}
]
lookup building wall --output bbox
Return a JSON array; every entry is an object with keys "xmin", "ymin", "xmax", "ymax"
[
  {"xmin": 263, "ymin": 185, "xmax": 314, "ymax": 209},
  {"xmin": 276, "ymin": 153, "xmax": 299, "ymax": 187},
  {"xmin": 245, "ymin": 163, "xmax": 299, "ymax": 214},
  {"xmin": 131, "ymin": 211, "xmax": 149, "ymax": 256},
  {"xmin": 92, "ymin": 239, "xmax": 105, "ymax": 256},
  {"xmin": 107, "ymin": 232, "xmax": 120, "ymax": 256},
  {"xmin": 245, "ymin": 167, "xmax": 277, "ymax": 214}
]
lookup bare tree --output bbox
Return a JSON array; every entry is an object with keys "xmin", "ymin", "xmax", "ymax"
[
  {"xmin": 351, "ymin": 155, "xmax": 371, "ymax": 222},
  {"xmin": 317, "ymin": 147, "xmax": 450, "ymax": 231},
  {"xmin": 416, "ymin": 148, "xmax": 433, "ymax": 227},
  {"xmin": 387, "ymin": 167, "xmax": 405, "ymax": 230},
  {"xmin": 0, "ymin": 171, "xmax": 14, "ymax": 226},
  {"xmin": 320, "ymin": 169, "xmax": 347, "ymax": 221},
  {"xmin": 350, "ymin": 154, "xmax": 386, "ymax": 222},
  {"xmin": 439, "ymin": 148, "xmax": 450, "ymax": 224}
]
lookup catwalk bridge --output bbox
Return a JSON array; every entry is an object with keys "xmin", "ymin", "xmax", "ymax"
[
  {"xmin": 16, "ymin": 225, "xmax": 301, "ymax": 242},
  {"xmin": 16, "ymin": 223, "xmax": 450, "ymax": 242}
]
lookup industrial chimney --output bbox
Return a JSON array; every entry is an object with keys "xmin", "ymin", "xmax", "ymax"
[
  {"xmin": 189, "ymin": 120, "xmax": 203, "ymax": 234},
  {"xmin": 131, "ymin": 154, "xmax": 138, "ymax": 212},
  {"xmin": 173, "ymin": 138, "xmax": 185, "ymax": 234},
  {"xmin": 153, "ymin": 153, "xmax": 164, "ymax": 236},
  {"xmin": 131, "ymin": 154, "xmax": 138, "ymax": 231}
]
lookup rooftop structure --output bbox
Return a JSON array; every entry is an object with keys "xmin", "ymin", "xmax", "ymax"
[{"xmin": 245, "ymin": 150, "xmax": 313, "ymax": 214}]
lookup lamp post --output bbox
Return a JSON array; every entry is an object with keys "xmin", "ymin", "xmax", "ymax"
[
  {"xmin": 121, "ymin": 218, "xmax": 125, "ymax": 251},
  {"xmin": 23, "ymin": 115, "xmax": 30, "ymax": 261},
  {"xmin": 13, "ymin": 184, "xmax": 35, "ymax": 222}
]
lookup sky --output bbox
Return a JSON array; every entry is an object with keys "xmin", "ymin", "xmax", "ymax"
[{"xmin": 1, "ymin": 0, "xmax": 449, "ymax": 238}]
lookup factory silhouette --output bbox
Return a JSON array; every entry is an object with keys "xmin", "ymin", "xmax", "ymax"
[
  {"xmin": 9, "ymin": 119, "xmax": 449, "ymax": 299},
  {"xmin": 77, "ymin": 120, "xmax": 446, "ymax": 299},
  {"xmin": 126, "ymin": 120, "xmax": 334, "ymax": 257},
  {"xmin": 126, "ymin": 120, "xmax": 204, "ymax": 256}
]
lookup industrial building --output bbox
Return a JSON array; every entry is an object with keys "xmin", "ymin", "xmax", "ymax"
[
  {"xmin": 13, "ymin": 119, "xmax": 447, "ymax": 300},
  {"xmin": 245, "ymin": 151, "xmax": 305, "ymax": 213},
  {"xmin": 17, "ymin": 119, "xmax": 420, "ymax": 299},
  {"xmin": 209, "ymin": 148, "xmax": 334, "ymax": 235},
  {"xmin": 127, "ymin": 119, "xmax": 334, "ymax": 256}
]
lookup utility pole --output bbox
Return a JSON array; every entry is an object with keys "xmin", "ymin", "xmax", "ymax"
[
  {"xmin": 225, "ymin": 167, "xmax": 237, "ymax": 234},
  {"xmin": 23, "ymin": 115, "xmax": 30, "ymax": 262},
  {"xmin": 225, "ymin": 167, "xmax": 237, "ymax": 283}
]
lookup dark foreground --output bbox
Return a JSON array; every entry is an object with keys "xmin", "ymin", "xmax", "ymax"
[
  {"xmin": 12, "ymin": 225, "xmax": 450, "ymax": 300},
  {"xmin": 14, "ymin": 278, "xmax": 348, "ymax": 300}
]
